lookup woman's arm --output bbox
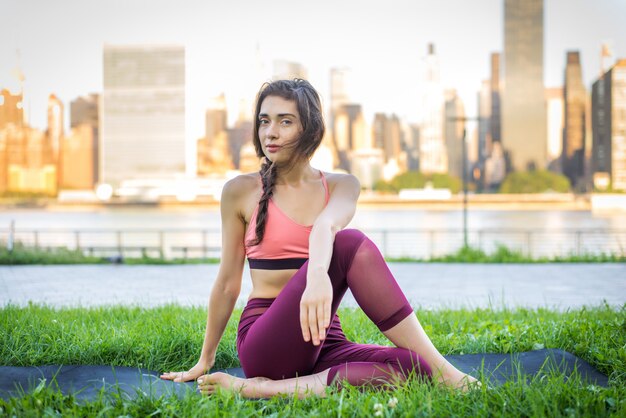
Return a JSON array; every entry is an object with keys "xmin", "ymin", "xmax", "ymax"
[
  {"xmin": 300, "ymin": 173, "xmax": 360, "ymax": 346},
  {"xmin": 161, "ymin": 177, "xmax": 247, "ymax": 382}
]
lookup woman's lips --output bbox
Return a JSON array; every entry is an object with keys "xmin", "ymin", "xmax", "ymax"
[{"xmin": 266, "ymin": 145, "xmax": 281, "ymax": 153}]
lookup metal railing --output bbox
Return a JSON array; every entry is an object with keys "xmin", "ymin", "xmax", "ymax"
[{"xmin": 1, "ymin": 227, "xmax": 625, "ymax": 260}]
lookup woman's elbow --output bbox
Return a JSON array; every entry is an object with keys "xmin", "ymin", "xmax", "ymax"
[{"xmin": 212, "ymin": 278, "xmax": 241, "ymax": 300}]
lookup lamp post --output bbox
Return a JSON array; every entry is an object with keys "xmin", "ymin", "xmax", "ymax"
[{"xmin": 447, "ymin": 116, "xmax": 480, "ymax": 248}]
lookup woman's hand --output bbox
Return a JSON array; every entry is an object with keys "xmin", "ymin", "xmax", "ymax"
[
  {"xmin": 160, "ymin": 358, "xmax": 214, "ymax": 382},
  {"xmin": 300, "ymin": 268, "xmax": 333, "ymax": 346}
]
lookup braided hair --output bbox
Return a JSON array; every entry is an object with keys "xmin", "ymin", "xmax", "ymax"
[{"xmin": 247, "ymin": 79, "xmax": 326, "ymax": 246}]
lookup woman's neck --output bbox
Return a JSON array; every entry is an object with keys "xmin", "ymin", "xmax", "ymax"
[{"xmin": 275, "ymin": 161, "xmax": 317, "ymax": 186}]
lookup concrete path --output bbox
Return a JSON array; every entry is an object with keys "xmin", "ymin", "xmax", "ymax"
[{"xmin": 1, "ymin": 263, "xmax": 624, "ymax": 310}]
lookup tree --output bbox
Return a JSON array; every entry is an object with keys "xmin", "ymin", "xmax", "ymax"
[
  {"xmin": 499, "ymin": 170, "xmax": 571, "ymax": 193},
  {"xmin": 374, "ymin": 171, "xmax": 462, "ymax": 193}
]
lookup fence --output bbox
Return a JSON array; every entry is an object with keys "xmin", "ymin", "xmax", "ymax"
[{"xmin": 1, "ymin": 227, "xmax": 625, "ymax": 260}]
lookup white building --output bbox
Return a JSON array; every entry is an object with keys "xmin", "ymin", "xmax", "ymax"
[
  {"xmin": 419, "ymin": 44, "xmax": 448, "ymax": 174},
  {"xmin": 100, "ymin": 44, "xmax": 186, "ymax": 189}
]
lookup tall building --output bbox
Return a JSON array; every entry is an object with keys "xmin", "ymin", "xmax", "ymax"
[
  {"xmin": 46, "ymin": 94, "xmax": 64, "ymax": 161},
  {"xmin": 328, "ymin": 67, "xmax": 352, "ymax": 169},
  {"xmin": 545, "ymin": 87, "xmax": 564, "ymax": 171},
  {"xmin": 591, "ymin": 59, "xmax": 626, "ymax": 191},
  {"xmin": 351, "ymin": 148, "xmax": 384, "ymax": 189},
  {"xmin": 0, "ymin": 89, "xmax": 24, "ymax": 130},
  {"xmin": 562, "ymin": 51, "xmax": 587, "ymax": 189},
  {"xmin": 0, "ymin": 125, "xmax": 56, "ymax": 194},
  {"xmin": 402, "ymin": 122, "xmax": 420, "ymax": 171},
  {"xmin": 227, "ymin": 120, "xmax": 253, "ymax": 170},
  {"xmin": 198, "ymin": 94, "xmax": 233, "ymax": 175},
  {"xmin": 490, "ymin": 53, "xmax": 502, "ymax": 145},
  {"xmin": 330, "ymin": 68, "xmax": 351, "ymax": 115},
  {"xmin": 419, "ymin": 43, "xmax": 447, "ymax": 174},
  {"xmin": 444, "ymin": 89, "xmax": 465, "ymax": 179},
  {"xmin": 502, "ymin": 0, "xmax": 546, "ymax": 171},
  {"xmin": 477, "ymin": 80, "xmax": 491, "ymax": 170},
  {"xmin": 101, "ymin": 44, "xmax": 185, "ymax": 188},
  {"xmin": 372, "ymin": 113, "xmax": 402, "ymax": 163},
  {"xmin": 205, "ymin": 94, "xmax": 227, "ymax": 142},
  {"xmin": 272, "ymin": 60, "xmax": 307, "ymax": 81},
  {"xmin": 60, "ymin": 124, "xmax": 97, "ymax": 189},
  {"xmin": 333, "ymin": 103, "xmax": 367, "ymax": 171},
  {"xmin": 69, "ymin": 94, "xmax": 100, "ymax": 185},
  {"xmin": 71, "ymin": 93, "xmax": 99, "ymax": 128},
  {"xmin": 0, "ymin": 89, "xmax": 25, "ymax": 191}
]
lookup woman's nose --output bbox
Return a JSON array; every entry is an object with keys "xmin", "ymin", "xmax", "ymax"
[{"xmin": 265, "ymin": 122, "xmax": 278, "ymax": 139}]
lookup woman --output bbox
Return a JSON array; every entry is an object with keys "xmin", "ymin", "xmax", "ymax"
[{"xmin": 161, "ymin": 79, "xmax": 477, "ymax": 397}]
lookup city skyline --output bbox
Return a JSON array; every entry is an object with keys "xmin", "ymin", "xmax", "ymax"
[{"xmin": 1, "ymin": 0, "xmax": 626, "ymax": 178}]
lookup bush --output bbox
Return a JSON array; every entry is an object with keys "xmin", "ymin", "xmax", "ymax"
[
  {"xmin": 374, "ymin": 171, "xmax": 462, "ymax": 193},
  {"xmin": 500, "ymin": 170, "xmax": 571, "ymax": 193}
]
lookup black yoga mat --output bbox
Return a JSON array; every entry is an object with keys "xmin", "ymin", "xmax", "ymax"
[{"xmin": 0, "ymin": 349, "xmax": 609, "ymax": 401}]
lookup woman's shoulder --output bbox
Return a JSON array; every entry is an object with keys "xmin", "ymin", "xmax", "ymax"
[
  {"xmin": 321, "ymin": 171, "xmax": 360, "ymax": 191},
  {"xmin": 222, "ymin": 172, "xmax": 261, "ymax": 201}
]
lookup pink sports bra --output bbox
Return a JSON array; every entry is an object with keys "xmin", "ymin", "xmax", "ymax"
[{"xmin": 245, "ymin": 171, "xmax": 330, "ymax": 270}]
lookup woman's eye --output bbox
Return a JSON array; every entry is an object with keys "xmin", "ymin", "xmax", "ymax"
[
  {"xmin": 281, "ymin": 120, "xmax": 292, "ymax": 125},
  {"xmin": 259, "ymin": 119, "xmax": 269, "ymax": 125}
]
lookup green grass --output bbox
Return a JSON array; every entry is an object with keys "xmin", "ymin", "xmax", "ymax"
[
  {"xmin": 1, "ymin": 304, "xmax": 625, "ymax": 416},
  {"xmin": 390, "ymin": 244, "xmax": 626, "ymax": 263},
  {"xmin": 0, "ymin": 242, "xmax": 221, "ymax": 265},
  {"xmin": 2, "ymin": 241, "xmax": 624, "ymax": 265}
]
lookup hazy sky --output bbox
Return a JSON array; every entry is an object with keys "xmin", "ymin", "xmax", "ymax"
[{"xmin": 2, "ymin": 0, "xmax": 625, "ymax": 150}]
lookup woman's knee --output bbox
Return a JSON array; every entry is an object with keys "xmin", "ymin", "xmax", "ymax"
[{"xmin": 333, "ymin": 229, "xmax": 366, "ymax": 252}]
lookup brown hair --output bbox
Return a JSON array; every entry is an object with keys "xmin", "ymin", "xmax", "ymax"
[{"xmin": 248, "ymin": 79, "xmax": 325, "ymax": 246}]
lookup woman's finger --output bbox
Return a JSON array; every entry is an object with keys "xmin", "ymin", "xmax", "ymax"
[
  {"xmin": 323, "ymin": 300, "xmax": 331, "ymax": 329},
  {"xmin": 316, "ymin": 303, "xmax": 326, "ymax": 340},
  {"xmin": 300, "ymin": 303, "xmax": 310, "ymax": 342},
  {"xmin": 308, "ymin": 305, "xmax": 319, "ymax": 345}
]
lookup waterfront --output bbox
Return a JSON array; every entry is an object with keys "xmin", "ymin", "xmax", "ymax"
[{"xmin": 1, "ymin": 206, "xmax": 626, "ymax": 259}]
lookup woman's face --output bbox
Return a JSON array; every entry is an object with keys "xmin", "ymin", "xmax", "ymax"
[{"xmin": 258, "ymin": 95, "xmax": 302, "ymax": 164}]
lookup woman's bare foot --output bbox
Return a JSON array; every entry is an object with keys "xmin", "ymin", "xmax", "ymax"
[
  {"xmin": 441, "ymin": 370, "xmax": 481, "ymax": 392},
  {"xmin": 196, "ymin": 372, "xmax": 270, "ymax": 398},
  {"xmin": 433, "ymin": 367, "xmax": 481, "ymax": 392}
]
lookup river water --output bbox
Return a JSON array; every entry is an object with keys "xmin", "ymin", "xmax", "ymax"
[{"xmin": 1, "ymin": 207, "xmax": 625, "ymax": 258}]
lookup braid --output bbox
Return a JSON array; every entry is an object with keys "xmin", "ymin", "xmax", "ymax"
[{"xmin": 248, "ymin": 159, "xmax": 277, "ymax": 246}]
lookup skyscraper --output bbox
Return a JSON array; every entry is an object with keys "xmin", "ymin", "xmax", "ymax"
[
  {"xmin": 60, "ymin": 124, "xmax": 97, "ymax": 189},
  {"xmin": 272, "ymin": 60, "xmax": 307, "ymax": 81},
  {"xmin": 333, "ymin": 103, "xmax": 366, "ymax": 171},
  {"xmin": 330, "ymin": 68, "xmax": 351, "ymax": 115},
  {"xmin": 477, "ymin": 80, "xmax": 491, "ymax": 170},
  {"xmin": 444, "ymin": 89, "xmax": 465, "ymax": 179},
  {"xmin": 502, "ymin": 0, "xmax": 546, "ymax": 171},
  {"xmin": 562, "ymin": 51, "xmax": 587, "ymax": 189},
  {"xmin": 489, "ymin": 53, "xmax": 502, "ymax": 145},
  {"xmin": 46, "ymin": 94, "xmax": 64, "ymax": 187},
  {"xmin": 419, "ymin": 43, "xmax": 447, "ymax": 174},
  {"xmin": 70, "ymin": 93, "xmax": 99, "ymax": 128},
  {"xmin": 592, "ymin": 59, "xmax": 626, "ymax": 192},
  {"xmin": 198, "ymin": 94, "xmax": 233, "ymax": 175},
  {"xmin": 69, "ymin": 93, "xmax": 100, "ymax": 186},
  {"xmin": 545, "ymin": 87, "xmax": 564, "ymax": 170},
  {"xmin": 0, "ymin": 89, "xmax": 24, "ymax": 130},
  {"xmin": 101, "ymin": 44, "xmax": 185, "ymax": 188},
  {"xmin": 372, "ymin": 113, "xmax": 402, "ymax": 163}
]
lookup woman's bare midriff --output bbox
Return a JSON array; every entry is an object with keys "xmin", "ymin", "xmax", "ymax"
[{"xmin": 248, "ymin": 268, "xmax": 300, "ymax": 300}]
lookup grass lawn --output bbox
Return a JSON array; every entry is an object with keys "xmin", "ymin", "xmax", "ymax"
[{"xmin": 0, "ymin": 304, "xmax": 624, "ymax": 416}]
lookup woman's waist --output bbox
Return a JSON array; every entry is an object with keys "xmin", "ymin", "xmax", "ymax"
[
  {"xmin": 247, "ymin": 257, "xmax": 308, "ymax": 270},
  {"xmin": 248, "ymin": 268, "xmax": 299, "ymax": 300}
]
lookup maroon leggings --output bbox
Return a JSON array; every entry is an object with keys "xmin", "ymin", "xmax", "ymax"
[{"xmin": 237, "ymin": 229, "xmax": 432, "ymax": 389}]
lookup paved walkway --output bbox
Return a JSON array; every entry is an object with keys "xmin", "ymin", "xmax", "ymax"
[{"xmin": 1, "ymin": 263, "xmax": 625, "ymax": 310}]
